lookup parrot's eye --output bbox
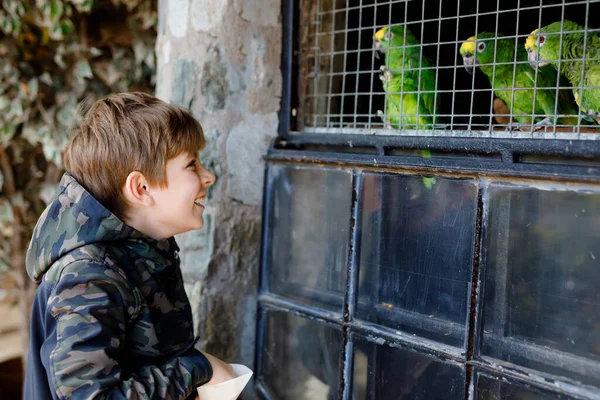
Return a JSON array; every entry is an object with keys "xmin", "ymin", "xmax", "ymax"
[
  {"xmin": 385, "ymin": 31, "xmax": 394, "ymax": 40},
  {"xmin": 539, "ymin": 35, "xmax": 546, "ymax": 46},
  {"xmin": 477, "ymin": 42, "xmax": 486, "ymax": 53}
]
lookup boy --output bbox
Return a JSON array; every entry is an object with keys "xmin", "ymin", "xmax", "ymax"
[{"xmin": 24, "ymin": 92, "xmax": 235, "ymax": 399}]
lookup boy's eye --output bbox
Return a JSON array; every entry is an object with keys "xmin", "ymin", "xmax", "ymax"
[{"xmin": 187, "ymin": 160, "xmax": 197, "ymax": 168}]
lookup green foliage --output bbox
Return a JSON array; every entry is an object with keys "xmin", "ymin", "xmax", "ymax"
[{"xmin": 0, "ymin": 0, "xmax": 156, "ymax": 278}]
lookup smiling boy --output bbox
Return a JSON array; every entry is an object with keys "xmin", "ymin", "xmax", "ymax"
[{"xmin": 24, "ymin": 92, "xmax": 234, "ymax": 399}]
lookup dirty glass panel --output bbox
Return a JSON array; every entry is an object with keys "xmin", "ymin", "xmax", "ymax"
[
  {"xmin": 476, "ymin": 372, "xmax": 577, "ymax": 400},
  {"xmin": 481, "ymin": 184, "xmax": 600, "ymax": 387},
  {"xmin": 268, "ymin": 165, "xmax": 352, "ymax": 312},
  {"xmin": 357, "ymin": 172, "xmax": 478, "ymax": 347},
  {"xmin": 260, "ymin": 311, "xmax": 342, "ymax": 400},
  {"xmin": 352, "ymin": 335, "xmax": 466, "ymax": 399}
]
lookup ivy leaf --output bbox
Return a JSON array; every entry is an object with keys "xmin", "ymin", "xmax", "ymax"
[
  {"xmin": 0, "ymin": 95, "xmax": 9, "ymax": 110},
  {"xmin": 1, "ymin": 122, "xmax": 17, "ymax": 145},
  {"xmin": 28, "ymin": 78, "xmax": 39, "ymax": 98},
  {"xmin": 60, "ymin": 19, "xmax": 74, "ymax": 36},
  {"xmin": 70, "ymin": 0, "xmax": 94, "ymax": 14},
  {"xmin": 74, "ymin": 59, "xmax": 93, "ymax": 83},
  {"xmin": 39, "ymin": 72, "xmax": 54, "ymax": 87},
  {"xmin": 57, "ymin": 95, "xmax": 77, "ymax": 127},
  {"xmin": 50, "ymin": 0, "xmax": 64, "ymax": 23}
]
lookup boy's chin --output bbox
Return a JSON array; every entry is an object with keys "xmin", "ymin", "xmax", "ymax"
[{"xmin": 187, "ymin": 217, "xmax": 205, "ymax": 232}]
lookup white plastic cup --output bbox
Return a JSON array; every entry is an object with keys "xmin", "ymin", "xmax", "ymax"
[{"xmin": 197, "ymin": 364, "xmax": 253, "ymax": 400}]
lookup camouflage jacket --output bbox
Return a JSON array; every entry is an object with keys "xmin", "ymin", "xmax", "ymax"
[{"xmin": 24, "ymin": 173, "xmax": 212, "ymax": 399}]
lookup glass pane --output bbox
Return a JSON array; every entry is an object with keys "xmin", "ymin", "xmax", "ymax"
[
  {"xmin": 352, "ymin": 335, "xmax": 466, "ymax": 399},
  {"xmin": 476, "ymin": 372, "xmax": 577, "ymax": 400},
  {"xmin": 268, "ymin": 165, "xmax": 352, "ymax": 312},
  {"xmin": 260, "ymin": 311, "xmax": 342, "ymax": 400},
  {"xmin": 357, "ymin": 172, "xmax": 478, "ymax": 347},
  {"xmin": 481, "ymin": 184, "xmax": 600, "ymax": 387}
]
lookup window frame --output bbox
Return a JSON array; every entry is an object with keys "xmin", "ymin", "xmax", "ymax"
[{"xmin": 256, "ymin": 1, "xmax": 600, "ymax": 399}]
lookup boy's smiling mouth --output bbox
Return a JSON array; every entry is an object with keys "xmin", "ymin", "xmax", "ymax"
[{"xmin": 194, "ymin": 194, "xmax": 207, "ymax": 206}]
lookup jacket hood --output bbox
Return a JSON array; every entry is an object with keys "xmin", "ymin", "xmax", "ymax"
[{"xmin": 26, "ymin": 173, "xmax": 177, "ymax": 283}]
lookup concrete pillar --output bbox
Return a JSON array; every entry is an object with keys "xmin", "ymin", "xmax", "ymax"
[{"xmin": 156, "ymin": 1, "xmax": 282, "ymax": 396}]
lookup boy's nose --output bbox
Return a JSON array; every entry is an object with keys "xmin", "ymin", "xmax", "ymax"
[{"xmin": 202, "ymin": 169, "xmax": 216, "ymax": 187}]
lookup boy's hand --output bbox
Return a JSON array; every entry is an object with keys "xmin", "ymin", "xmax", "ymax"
[{"xmin": 201, "ymin": 352, "xmax": 236, "ymax": 385}]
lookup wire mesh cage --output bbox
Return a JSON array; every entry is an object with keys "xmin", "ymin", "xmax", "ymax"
[{"xmin": 297, "ymin": 0, "xmax": 600, "ymax": 139}]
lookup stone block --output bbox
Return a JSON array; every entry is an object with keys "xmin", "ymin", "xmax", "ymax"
[
  {"xmin": 171, "ymin": 59, "xmax": 197, "ymax": 108},
  {"xmin": 177, "ymin": 210, "xmax": 214, "ymax": 278},
  {"xmin": 167, "ymin": 0, "xmax": 189, "ymax": 38},
  {"xmin": 201, "ymin": 46, "xmax": 229, "ymax": 112},
  {"xmin": 234, "ymin": 0, "xmax": 280, "ymax": 27},
  {"xmin": 191, "ymin": 0, "xmax": 228, "ymax": 32},
  {"xmin": 226, "ymin": 113, "xmax": 278, "ymax": 205}
]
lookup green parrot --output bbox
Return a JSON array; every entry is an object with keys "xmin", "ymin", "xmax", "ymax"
[
  {"xmin": 525, "ymin": 20, "xmax": 600, "ymax": 124},
  {"xmin": 459, "ymin": 32, "xmax": 580, "ymax": 130},
  {"xmin": 373, "ymin": 25, "xmax": 438, "ymax": 189},
  {"xmin": 373, "ymin": 25, "xmax": 439, "ymax": 130}
]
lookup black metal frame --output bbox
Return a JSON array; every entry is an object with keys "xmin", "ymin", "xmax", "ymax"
[
  {"xmin": 256, "ymin": 151, "xmax": 600, "ymax": 400},
  {"xmin": 257, "ymin": 1, "xmax": 600, "ymax": 399}
]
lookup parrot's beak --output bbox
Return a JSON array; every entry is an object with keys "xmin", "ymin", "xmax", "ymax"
[
  {"xmin": 462, "ymin": 53, "xmax": 475, "ymax": 74},
  {"xmin": 373, "ymin": 39, "xmax": 384, "ymax": 59},
  {"xmin": 527, "ymin": 49, "xmax": 549, "ymax": 68}
]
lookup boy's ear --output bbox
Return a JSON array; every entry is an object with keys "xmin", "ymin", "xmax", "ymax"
[{"xmin": 123, "ymin": 171, "xmax": 152, "ymax": 206}]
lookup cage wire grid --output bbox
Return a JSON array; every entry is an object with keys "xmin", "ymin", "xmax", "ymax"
[{"xmin": 299, "ymin": 0, "xmax": 600, "ymax": 140}]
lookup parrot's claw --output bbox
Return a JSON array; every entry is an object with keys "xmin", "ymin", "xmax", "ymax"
[
  {"xmin": 376, "ymin": 110, "xmax": 388, "ymax": 126},
  {"xmin": 379, "ymin": 66, "xmax": 394, "ymax": 82},
  {"xmin": 533, "ymin": 117, "xmax": 553, "ymax": 131},
  {"xmin": 586, "ymin": 109, "xmax": 599, "ymax": 119}
]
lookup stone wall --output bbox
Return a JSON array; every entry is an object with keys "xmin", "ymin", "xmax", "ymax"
[{"xmin": 156, "ymin": 1, "xmax": 282, "ymax": 397}]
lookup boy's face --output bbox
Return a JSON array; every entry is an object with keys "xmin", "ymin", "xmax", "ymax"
[{"xmin": 148, "ymin": 152, "xmax": 215, "ymax": 239}]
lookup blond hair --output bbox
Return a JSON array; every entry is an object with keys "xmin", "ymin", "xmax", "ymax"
[{"xmin": 63, "ymin": 92, "xmax": 205, "ymax": 219}]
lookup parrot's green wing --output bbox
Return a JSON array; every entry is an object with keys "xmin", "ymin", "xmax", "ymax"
[
  {"xmin": 384, "ymin": 26, "xmax": 440, "ymax": 129},
  {"xmin": 522, "ymin": 67, "xmax": 580, "ymax": 125}
]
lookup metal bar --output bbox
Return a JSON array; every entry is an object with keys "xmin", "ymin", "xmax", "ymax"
[
  {"xmin": 352, "ymin": 0, "xmax": 365, "ymax": 128},
  {"xmin": 345, "ymin": 171, "xmax": 362, "ymax": 323},
  {"xmin": 254, "ymin": 305, "xmax": 267, "ymax": 387},
  {"xmin": 480, "ymin": 334, "xmax": 600, "ymax": 384},
  {"xmin": 264, "ymin": 153, "xmax": 600, "ymax": 184},
  {"xmin": 464, "ymin": 182, "xmax": 484, "ymax": 399},
  {"xmin": 338, "ymin": 1, "xmax": 350, "ymax": 129},
  {"xmin": 471, "ymin": 365, "xmax": 600, "ymax": 400},
  {"xmin": 509, "ymin": 0, "xmax": 522, "ymax": 136},
  {"xmin": 467, "ymin": 0, "xmax": 481, "ymax": 131},
  {"xmin": 300, "ymin": 126, "xmax": 600, "ymax": 140},
  {"xmin": 259, "ymin": 293, "xmax": 344, "ymax": 325},
  {"xmin": 577, "ymin": 2, "xmax": 591, "ymax": 140},
  {"xmin": 312, "ymin": 0, "xmax": 321, "ymax": 126},
  {"xmin": 450, "ymin": 0, "xmax": 462, "ymax": 130},
  {"xmin": 312, "ymin": 1, "xmax": 593, "ymax": 21},
  {"xmin": 367, "ymin": 1, "xmax": 379, "ymax": 130},
  {"xmin": 340, "ymin": 170, "xmax": 362, "ymax": 400},
  {"xmin": 434, "ymin": 0, "xmax": 443, "ymax": 130},
  {"xmin": 258, "ymin": 163, "xmax": 274, "ymax": 296},
  {"xmin": 416, "ymin": 1, "xmax": 425, "ymax": 129},
  {"xmin": 306, "ymin": 32, "xmax": 600, "ymax": 55},
  {"xmin": 278, "ymin": 0, "xmax": 294, "ymax": 138},
  {"xmin": 350, "ymin": 319, "xmax": 466, "ymax": 362},
  {"xmin": 255, "ymin": 380, "xmax": 276, "ymax": 400},
  {"xmin": 272, "ymin": 134, "xmax": 600, "ymax": 158},
  {"xmin": 325, "ymin": 0, "xmax": 338, "ymax": 128}
]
